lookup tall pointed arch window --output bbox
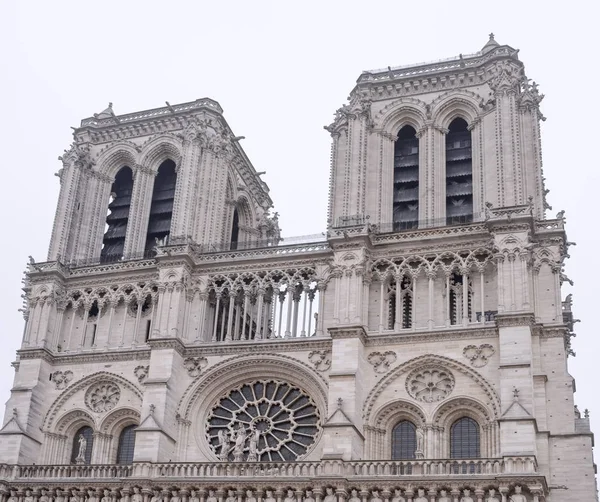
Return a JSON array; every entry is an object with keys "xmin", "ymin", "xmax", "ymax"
[
  {"xmin": 70, "ymin": 426, "xmax": 94, "ymax": 464},
  {"xmin": 391, "ymin": 420, "xmax": 417, "ymax": 459},
  {"xmin": 230, "ymin": 208, "xmax": 239, "ymax": 250},
  {"xmin": 145, "ymin": 160, "xmax": 177, "ymax": 252},
  {"xmin": 450, "ymin": 417, "xmax": 480, "ymax": 458},
  {"xmin": 101, "ymin": 167, "xmax": 133, "ymax": 262},
  {"xmin": 393, "ymin": 125, "xmax": 419, "ymax": 231},
  {"xmin": 116, "ymin": 425, "xmax": 137, "ymax": 464},
  {"xmin": 445, "ymin": 118, "xmax": 473, "ymax": 225}
]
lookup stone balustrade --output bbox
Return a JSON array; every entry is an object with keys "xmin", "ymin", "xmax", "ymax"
[{"xmin": 0, "ymin": 456, "xmax": 537, "ymax": 482}]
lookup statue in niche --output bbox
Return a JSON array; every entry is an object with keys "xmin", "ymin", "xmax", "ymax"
[
  {"xmin": 119, "ymin": 490, "xmax": 130, "ymax": 502},
  {"xmin": 70, "ymin": 490, "xmax": 80, "ymax": 502},
  {"xmin": 225, "ymin": 490, "xmax": 237, "ymax": 502},
  {"xmin": 486, "ymin": 489, "xmax": 500, "ymax": 502},
  {"xmin": 189, "ymin": 491, "xmax": 199, "ymax": 502},
  {"xmin": 55, "ymin": 490, "xmax": 65, "ymax": 502},
  {"xmin": 284, "ymin": 490, "xmax": 296, "ymax": 502},
  {"xmin": 348, "ymin": 490, "xmax": 361, "ymax": 502},
  {"xmin": 509, "ymin": 487, "xmax": 526, "ymax": 502},
  {"xmin": 101, "ymin": 490, "xmax": 111, "ymax": 502},
  {"xmin": 245, "ymin": 491, "xmax": 256, "ymax": 502},
  {"xmin": 460, "ymin": 490, "xmax": 474, "ymax": 502},
  {"xmin": 263, "ymin": 492, "xmax": 276, "ymax": 502},
  {"xmin": 390, "ymin": 490, "xmax": 405, "ymax": 502},
  {"xmin": 232, "ymin": 423, "xmax": 247, "ymax": 461},
  {"xmin": 217, "ymin": 429, "xmax": 230, "ymax": 460},
  {"xmin": 416, "ymin": 427, "xmax": 425, "ymax": 454},
  {"xmin": 75, "ymin": 433, "xmax": 87, "ymax": 463},
  {"xmin": 437, "ymin": 491, "xmax": 450, "ymax": 502},
  {"xmin": 369, "ymin": 491, "xmax": 382, "ymax": 502},
  {"xmin": 87, "ymin": 490, "xmax": 98, "ymax": 502},
  {"xmin": 414, "ymin": 489, "xmax": 427, "ymax": 502},
  {"xmin": 40, "ymin": 489, "xmax": 53, "ymax": 502},
  {"xmin": 7, "ymin": 491, "xmax": 18, "ymax": 502},
  {"xmin": 24, "ymin": 490, "xmax": 34, "ymax": 502},
  {"xmin": 303, "ymin": 490, "xmax": 315, "ymax": 502},
  {"xmin": 323, "ymin": 488, "xmax": 336, "ymax": 502},
  {"xmin": 170, "ymin": 491, "xmax": 180, "ymax": 502},
  {"xmin": 131, "ymin": 489, "xmax": 143, "ymax": 502},
  {"xmin": 206, "ymin": 491, "xmax": 217, "ymax": 502},
  {"xmin": 150, "ymin": 490, "xmax": 162, "ymax": 502}
]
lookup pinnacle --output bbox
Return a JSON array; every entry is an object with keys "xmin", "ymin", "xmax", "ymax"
[{"xmin": 481, "ymin": 32, "xmax": 500, "ymax": 54}]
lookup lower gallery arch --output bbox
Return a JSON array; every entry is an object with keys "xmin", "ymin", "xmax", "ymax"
[
  {"xmin": 43, "ymin": 409, "xmax": 96, "ymax": 464},
  {"xmin": 98, "ymin": 407, "xmax": 141, "ymax": 464},
  {"xmin": 177, "ymin": 354, "xmax": 328, "ymax": 462}
]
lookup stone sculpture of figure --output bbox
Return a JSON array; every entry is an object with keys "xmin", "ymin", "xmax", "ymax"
[
  {"xmin": 390, "ymin": 489, "xmax": 405, "ymax": 502},
  {"xmin": 40, "ymin": 489, "xmax": 52, "ymax": 502},
  {"xmin": 70, "ymin": 489, "xmax": 80, "ymax": 502},
  {"xmin": 370, "ymin": 491, "xmax": 382, "ymax": 502},
  {"xmin": 460, "ymin": 489, "xmax": 474, "ymax": 502},
  {"xmin": 150, "ymin": 490, "xmax": 162, "ymax": 502},
  {"xmin": 131, "ymin": 489, "xmax": 143, "ymax": 502},
  {"xmin": 284, "ymin": 490, "xmax": 296, "ymax": 502},
  {"xmin": 247, "ymin": 428, "xmax": 261, "ymax": 461},
  {"xmin": 233, "ymin": 423, "xmax": 247, "ymax": 461},
  {"xmin": 246, "ymin": 491, "xmax": 257, "ymax": 502},
  {"xmin": 24, "ymin": 490, "xmax": 34, "ymax": 502},
  {"xmin": 437, "ymin": 491, "xmax": 450, "ymax": 502},
  {"xmin": 55, "ymin": 489, "xmax": 65, "ymax": 502},
  {"xmin": 348, "ymin": 490, "xmax": 361, "ymax": 502},
  {"xmin": 323, "ymin": 488, "xmax": 336, "ymax": 502},
  {"xmin": 76, "ymin": 434, "xmax": 87, "ymax": 462},
  {"xmin": 416, "ymin": 427, "xmax": 425, "ymax": 453},
  {"xmin": 264, "ymin": 491, "xmax": 276, "ymax": 502},
  {"xmin": 509, "ymin": 487, "xmax": 526, "ymax": 502},
  {"xmin": 101, "ymin": 490, "xmax": 111, "ymax": 502},
  {"xmin": 189, "ymin": 491, "xmax": 199, "ymax": 502},
  {"xmin": 486, "ymin": 489, "xmax": 500, "ymax": 502},
  {"xmin": 206, "ymin": 491, "xmax": 217, "ymax": 502},
  {"xmin": 87, "ymin": 490, "xmax": 98, "ymax": 502},
  {"xmin": 217, "ymin": 429, "xmax": 229, "ymax": 460},
  {"xmin": 170, "ymin": 491, "xmax": 180, "ymax": 502},
  {"xmin": 303, "ymin": 491, "xmax": 315, "ymax": 502},
  {"xmin": 225, "ymin": 490, "xmax": 236, "ymax": 502},
  {"xmin": 120, "ymin": 490, "xmax": 130, "ymax": 502},
  {"xmin": 7, "ymin": 491, "xmax": 18, "ymax": 502},
  {"xmin": 414, "ymin": 489, "xmax": 427, "ymax": 502}
]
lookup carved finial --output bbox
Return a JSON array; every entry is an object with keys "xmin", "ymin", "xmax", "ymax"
[
  {"xmin": 489, "ymin": 32, "xmax": 495, "ymax": 40},
  {"xmin": 12, "ymin": 407, "xmax": 17, "ymax": 419},
  {"xmin": 149, "ymin": 404, "xmax": 155, "ymax": 415},
  {"xmin": 585, "ymin": 408, "xmax": 590, "ymax": 418},
  {"xmin": 337, "ymin": 397, "xmax": 343, "ymax": 409},
  {"xmin": 513, "ymin": 387, "xmax": 520, "ymax": 400}
]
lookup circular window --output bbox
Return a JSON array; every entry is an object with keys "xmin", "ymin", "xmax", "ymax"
[{"xmin": 206, "ymin": 380, "xmax": 320, "ymax": 461}]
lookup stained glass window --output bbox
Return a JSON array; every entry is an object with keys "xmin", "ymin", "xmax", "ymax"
[
  {"xmin": 450, "ymin": 417, "xmax": 480, "ymax": 458},
  {"xmin": 116, "ymin": 425, "xmax": 137, "ymax": 464},
  {"xmin": 391, "ymin": 420, "xmax": 416, "ymax": 459}
]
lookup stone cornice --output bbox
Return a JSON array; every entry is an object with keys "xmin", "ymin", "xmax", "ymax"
[
  {"xmin": 365, "ymin": 325, "xmax": 497, "ymax": 346},
  {"xmin": 328, "ymin": 325, "xmax": 368, "ymax": 345},
  {"xmin": 146, "ymin": 337, "xmax": 186, "ymax": 356},
  {"xmin": 17, "ymin": 347, "xmax": 151, "ymax": 365},
  {"xmin": 185, "ymin": 337, "xmax": 332, "ymax": 357},
  {"xmin": 495, "ymin": 313, "xmax": 535, "ymax": 328}
]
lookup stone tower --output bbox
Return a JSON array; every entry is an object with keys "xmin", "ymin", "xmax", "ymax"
[{"xmin": 0, "ymin": 36, "xmax": 595, "ymax": 502}]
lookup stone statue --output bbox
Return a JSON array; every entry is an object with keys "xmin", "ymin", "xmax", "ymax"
[
  {"xmin": 131, "ymin": 489, "xmax": 143, "ymax": 502},
  {"xmin": 87, "ymin": 490, "xmax": 98, "ymax": 502},
  {"xmin": 206, "ymin": 491, "xmax": 217, "ymax": 502},
  {"xmin": 369, "ymin": 491, "xmax": 382, "ymax": 502},
  {"xmin": 150, "ymin": 490, "xmax": 162, "ymax": 502},
  {"xmin": 55, "ymin": 490, "xmax": 65, "ymax": 502},
  {"xmin": 40, "ymin": 489, "xmax": 52, "ymax": 502},
  {"xmin": 283, "ymin": 490, "xmax": 296, "ymax": 502},
  {"xmin": 416, "ymin": 427, "xmax": 425, "ymax": 453},
  {"xmin": 70, "ymin": 490, "xmax": 80, "ymax": 502},
  {"xmin": 170, "ymin": 491, "xmax": 180, "ymax": 502},
  {"xmin": 486, "ymin": 489, "xmax": 500, "ymax": 502},
  {"xmin": 247, "ymin": 427, "xmax": 261, "ymax": 461},
  {"xmin": 245, "ymin": 491, "xmax": 256, "ymax": 502},
  {"xmin": 509, "ymin": 487, "xmax": 526, "ymax": 502},
  {"xmin": 460, "ymin": 490, "xmax": 474, "ymax": 502},
  {"xmin": 119, "ymin": 490, "xmax": 130, "ymax": 502},
  {"xmin": 75, "ymin": 433, "xmax": 87, "ymax": 463},
  {"xmin": 217, "ymin": 429, "xmax": 229, "ymax": 460},
  {"xmin": 390, "ymin": 489, "xmax": 405, "ymax": 502},
  {"xmin": 414, "ymin": 489, "xmax": 427, "ymax": 502},
  {"xmin": 225, "ymin": 490, "xmax": 237, "ymax": 502},
  {"xmin": 24, "ymin": 490, "xmax": 34, "ymax": 502},
  {"xmin": 323, "ymin": 488, "xmax": 336, "ymax": 502},
  {"xmin": 189, "ymin": 491, "xmax": 199, "ymax": 502},
  {"xmin": 264, "ymin": 491, "xmax": 276, "ymax": 502},
  {"xmin": 437, "ymin": 491, "xmax": 450, "ymax": 502},
  {"xmin": 7, "ymin": 491, "xmax": 18, "ymax": 502},
  {"xmin": 101, "ymin": 490, "xmax": 111, "ymax": 502},
  {"xmin": 348, "ymin": 490, "xmax": 361, "ymax": 502},
  {"xmin": 232, "ymin": 423, "xmax": 247, "ymax": 461},
  {"xmin": 303, "ymin": 491, "xmax": 315, "ymax": 502}
]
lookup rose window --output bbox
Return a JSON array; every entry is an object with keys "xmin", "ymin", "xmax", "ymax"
[
  {"xmin": 206, "ymin": 380, "xmax": 320, "ymax": 461},
  {"xmin": 406, "ymin": 368, "xmax": 455, "ymax": 403},
  {"xmin": 85, "ymin": 383, "xmax": 121, "ymax": 413}
]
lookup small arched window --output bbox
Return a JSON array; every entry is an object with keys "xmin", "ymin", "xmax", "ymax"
[
  {"xmin": 230, "ymin": 208, "xmax": 239, "ymax": 250},
  {"xmin": 450, "ymin": 417, "xmax": 480, "ymax": 458},
  {"xmin": 101, "ymin": 166, "xmax": 134, "ymax": 262},
  {"xmin": 145, "ymin": 159, "xmax": 177, "ymax": 253},
  {"xmin": 445, "ymin": 118, "xmax": 473, "ymax": 225},
  {"xmin": 70, "ymin": 426, "xmax": 94, "ymax": 464},
  {"xmin": 391, "ymin": 420, "xmax": 417, "ymax": 459},
  {"xmin": 393, "ymin": 125, "xmax": 419, "ymax": 230},
  {"xmin": 116, "ymin": 424, "xmax": 137, "ymax": 464}
]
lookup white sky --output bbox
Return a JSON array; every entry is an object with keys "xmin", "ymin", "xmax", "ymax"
[{"xmin": 0, "ymin": 0, "xmax": 598, "ymax": 438}]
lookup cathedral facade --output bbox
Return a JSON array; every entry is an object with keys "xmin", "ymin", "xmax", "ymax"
[{"xmin": 0, "ymin": 36, "xmax": 595, "ymax": 501}]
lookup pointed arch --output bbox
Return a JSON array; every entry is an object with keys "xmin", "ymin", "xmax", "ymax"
[
  {"xmin": 430, "ymin": 90, "xmax": 482, "ymax": 129},
  {"xmin": 95, "ymin": 142, "xmax": 140, "ymax": 179}
]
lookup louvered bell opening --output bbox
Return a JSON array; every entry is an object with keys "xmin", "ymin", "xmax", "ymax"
[
  {"xmin": 101, "ymin": 167, "xmax": 133, "ymax": 260},
  {"xmin": 445, "ymin": 119, "xmax": 473, "ymax": 225},
  {"xmin": 145, "ymin": 160, "xmax": 176, "ymax": 251},
  {"xmin": 393, "ymin": 125, "xmax": 419, "ymax": 231}
]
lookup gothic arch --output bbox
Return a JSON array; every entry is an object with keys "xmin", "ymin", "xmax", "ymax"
[
  {"xmin": 98, "ymin": 407, "xmax": 141, "ymax": 436},
  {"xmin": 363, "ymin": 354, "xmax": 500, "ymax": 422},
  {"xmin": 139, "ymin": 135, "xmax": 183, "ymax": 171},
  {"xmin": 42, "ymin": 372, "xmax": 143, "ymax": 433},
  {"xmin": 431, "ymin": 91, "xmax": 481, "ymax": 130},
  {"xmin": 371, "ymin": 399, "xmax": 426, "ymax": 430},
  {"xmin": 54, "ymin": 409, "xmax": 95, "ymax": 436},
  {"xmin": 95, "ymin": 142, "xmax": 139, "ymax": 179},
  {"xmin": 375, "ymin": 98, "xmax": 428, "ymax": 134},
  {"xmin": 432, "ymin": 395, "xmax": 494, "ymax": 428}
]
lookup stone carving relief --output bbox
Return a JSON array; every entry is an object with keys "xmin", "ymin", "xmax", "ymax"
[
  {"xmin": 84, "ymin": 383, "xmax": 121, "ymax": 413},
  {"xmin": 308, "ymin": 350, "xmax": 331, "ymax": 372},
  {"xmin": 207, "ymin": 379, "xmax": 320, "ymax": 461},
  {"xmin": 184, "ymin": 357, "xmax": 208, "ymax": 378},
  {"xmin": 51, "ymin": 370, "xmax": 73, "ymax": 390},
  {"xmin": 406, "ymin": 367, "xmax": 455, "ymax": 403},
  {"xmin": 134, "ymin": 365, "xmax": 149, "ymax": 383},
  {"xmin": 367, "ymin": 351, "xmax": 397, "ymax": 373},
  {"xmin": 463, "ymin": 344, "xmax": 495, "ymax": 367}
]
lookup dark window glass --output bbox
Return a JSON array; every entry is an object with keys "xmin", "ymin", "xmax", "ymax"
[
  {"xmin": 393, "ymin": 125, "xmax": 419, "ymax": 231},
  {"xmin": 445, "ymin": 118, "xmax": 473, "ymax": 225},
  {"xmin": 391, "ymin": 420, "xmax": 416, "ymax": 459},
  {"xmin": 450, "ymin": 417, "xmax": 480, "ymax": 458},
  {"xmin": 116, "ymin": 425, "xmax": 137, "ymax": 464},
  {"xmin": 230, "ymin": 209, "xmax": 239, "ymax": 250},
  {"xmin": 70, "ymin": 426, "xmax": 94, "ymax": 464}
]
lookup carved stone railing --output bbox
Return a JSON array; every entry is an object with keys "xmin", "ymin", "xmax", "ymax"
[{"xmin": 1, "ymin": 457, "xmax": 537, "ymax": 481}]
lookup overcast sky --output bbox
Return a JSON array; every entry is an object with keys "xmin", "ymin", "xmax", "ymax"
[{"xmin": 1, "ymin": 1, "xmax": 598, "ymax": 436}]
